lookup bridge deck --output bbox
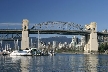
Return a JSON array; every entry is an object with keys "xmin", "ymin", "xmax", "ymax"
[
  {"xmin": 0, "ymin": 29, "xmax": 107, "ymax": 35},
  {"xmin": 0, "ymin": 29, "xmax": 90, "ymax": 35}
]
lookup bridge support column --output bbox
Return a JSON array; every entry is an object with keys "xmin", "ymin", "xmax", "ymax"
[
  {"xmin": 84, "ymin": 22, "xmax": 98, "ymax": 53},
  {"xmin": 21, "ymin": 19, "xmax": 29, "ymax": 50},
  {"xmin": 84, "ymin": 35, "xmax": 90, "ymax": 53}
]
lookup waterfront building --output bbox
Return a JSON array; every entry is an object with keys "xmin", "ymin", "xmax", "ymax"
[
  {"xmin": 71, "ymin": 36, "xmax": 77, "ymax": 47},
  {"xmin": 64, "ymin": 42, "xmax": 67, "ymax": 45},
  {"xmin": 53, "ymin": 41, "xmax": 56, "ymax": 49},
  {"xmin": 48, "ymin": 42, "xmax": 51, "ymax": 45},
  {"xmin": 58, "ymin": 42, "xmax": 63, "ymax": 49},
  {"xmin": 81, "ymin": 36, "xmax": 85, "ymax": 46},
  {"xmin": 101, "ymin": 29, "xmax": 108, "ymax": 42},
  {"xmin": 69, "ymin": 43, "xmax": 72, "ymax": 48},
  {"xmin": 75, "ymin": 44, "xmax": 81, "ymax": 50},
  {"xmin": 62, "ymin": 44, "xmax": 65, "ymax": 48}
]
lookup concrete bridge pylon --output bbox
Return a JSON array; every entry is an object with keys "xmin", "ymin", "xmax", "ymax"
[
  {"xmin": 84, "ymin": 22, "xmax": 98, "ymax": 53},
  {"xmin": 21, "ymin": 19, "xmax": 29, "ymax": 50}
]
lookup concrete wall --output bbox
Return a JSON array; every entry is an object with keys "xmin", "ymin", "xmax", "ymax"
[
  {"xmin": 21, "ymin": 19, "xmax": 29, "ymax": 50},
  {"xmin": 84, "ymin": 22, "xmax": 98, "ymax": 53}
]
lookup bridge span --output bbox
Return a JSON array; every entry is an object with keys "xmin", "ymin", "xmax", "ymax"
[
  {"xmin": 0, "ymin": 29, "xmax": 107, "ymax": 35},
  {"xmin": 0, "ymin": 19, "xmax": 108, "ymax": 54}
]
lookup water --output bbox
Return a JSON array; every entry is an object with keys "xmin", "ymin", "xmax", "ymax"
[{"xmin": 0, "ymin": 54, "xmax": 108, "ymax": 72}]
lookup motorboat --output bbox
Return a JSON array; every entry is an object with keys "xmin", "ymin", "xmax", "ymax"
[
  {"xmin": 23, "ymin": 48, "xmax": 41, "ymax": 56},
  {"xmin": 2, "ymin": 50, "xmax": 10, "ymax": 56},
  {"xmin": 10, "ymin": 50, "xmax": 28, "ymax": 56},
  {"xmin": 2, "ymin": 52, "xmax": 9, "ymax": 56}
]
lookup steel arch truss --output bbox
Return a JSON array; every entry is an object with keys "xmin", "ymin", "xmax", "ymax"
[
  {"xmin": 31, "ymin": 21, "xmax": 84, "ymax": 31},
  {"xmin": 0, "ymin": 33, "xmax": 21, "ymax": 41}
]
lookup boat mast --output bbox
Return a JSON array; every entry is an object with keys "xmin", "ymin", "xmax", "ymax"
[
  {"xmin": 14, "ymin": 40, "xmax": 16, "ymax": 50},
  {"xmin": 17, "ymin": 39, "xmax": 19, "ymax": 50},
  {"xmin": 38, "ymin": 30, "xmax": 40, "ymax": 50},
  {"xmin": 31, "ymin": 38, "xmax": 32, "ymax": 47}
]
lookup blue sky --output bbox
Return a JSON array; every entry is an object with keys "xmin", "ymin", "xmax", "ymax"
[{"xmin": 0, "ymin": 0, "xmax": 108, "ymax": 38}]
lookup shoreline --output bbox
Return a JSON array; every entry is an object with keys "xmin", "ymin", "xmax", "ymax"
[{"xmin": 58, "ymin": 52, "xmax": 107, "ymax": 55}]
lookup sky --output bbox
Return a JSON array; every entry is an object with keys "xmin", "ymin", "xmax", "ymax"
[{"xmin": 0, "ymin": 0, "xmax": 108, "ymax": 38}]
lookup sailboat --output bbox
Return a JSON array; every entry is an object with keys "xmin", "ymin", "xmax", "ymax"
[
  {"xmin": 10, "ymin": 39, "xmax": 29, "ymax": 56},
  {"xmin": 2, "ymin": 43, "xmax": 11, "ymax": 56}
]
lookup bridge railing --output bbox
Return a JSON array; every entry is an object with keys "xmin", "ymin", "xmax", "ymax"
[{"xmin": 0, "ymin": 29, "xmax": 22, "ymax": 30}]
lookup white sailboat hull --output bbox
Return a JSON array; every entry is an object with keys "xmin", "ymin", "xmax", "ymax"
[{"xmin": 10, "ymin": 51, "xmax": 28, "ymax": 56}]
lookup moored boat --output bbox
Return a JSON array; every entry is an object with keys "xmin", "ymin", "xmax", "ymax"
[
  {"xmin": 2, "ymin": 52, "xmax": 9, "ymax": 56},
  {"xmin": 10, "ymin": 50, "xmax": 28, "ymax": 56}
]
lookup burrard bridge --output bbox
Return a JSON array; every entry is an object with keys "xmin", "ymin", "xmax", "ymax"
[{"xmin": 0, "ymin": 19, "xmax": 108, "ymax": 53}]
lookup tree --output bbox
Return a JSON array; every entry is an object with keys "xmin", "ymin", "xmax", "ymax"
[
  {"xmin": 98, "ymin": 43, "xmax": 104, "ymax": 53},
  {"xmin": 104, "ymin": 42, "xmax": 108, "ymax": 50}
]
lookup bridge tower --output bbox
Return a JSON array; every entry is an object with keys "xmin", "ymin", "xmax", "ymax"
[
  {"xmin": 21, "ymin": 19, "xmax": 29, "ymax": 50},
  {"xmin": 84, "ymin": 22, "xmax": 98, "ymax": 53}
]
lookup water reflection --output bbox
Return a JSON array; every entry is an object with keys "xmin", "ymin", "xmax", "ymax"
[
  {"xmin": 0, "ymin": 54, "xmax": 108, "ymax": 72},
  {"xmin": 84, "ymin": 54, "xmax": 98, "ymax": 72}
]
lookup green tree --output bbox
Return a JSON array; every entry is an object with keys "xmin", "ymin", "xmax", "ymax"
[
  {"xmin": 98, "ymin": 43, "xmax": 104, "ymax": 53},
  {"xmin": 104, "ymin": 42, "xmax": 108, "ymax": 50}
]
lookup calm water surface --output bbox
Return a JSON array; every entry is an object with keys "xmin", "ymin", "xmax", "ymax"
[{"xmin": 0, "ymin": 54, "xmax": 108, "ymax": 72}]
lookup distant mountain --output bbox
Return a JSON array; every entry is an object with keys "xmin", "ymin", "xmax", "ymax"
[{"xmin": 34, "ymin": 36, "xmax": 72, "ymax": 44}]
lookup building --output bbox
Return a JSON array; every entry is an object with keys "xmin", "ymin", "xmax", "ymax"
[
  {"xmin": 71, "ymin": 36, "xmax": 77, "ymax": 47},
  {"xmin": 81, "ymin": 36, "xmax": 85, "ymax": 46}
]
